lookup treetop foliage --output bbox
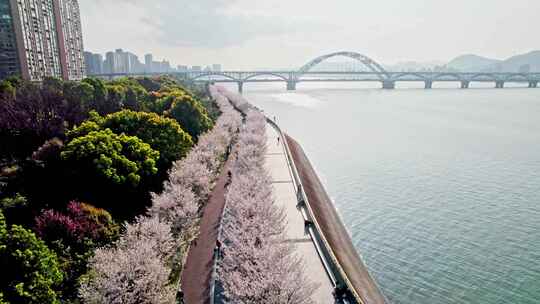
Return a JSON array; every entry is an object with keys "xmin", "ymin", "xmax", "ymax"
[{"xmin": 61, "ymin": 129, "xmax": 159, "ymax": 187}]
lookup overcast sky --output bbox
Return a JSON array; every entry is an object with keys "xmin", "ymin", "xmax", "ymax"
[{"xmin": 80, "ymin": 0, "xmax": 540, "ymax": 69}]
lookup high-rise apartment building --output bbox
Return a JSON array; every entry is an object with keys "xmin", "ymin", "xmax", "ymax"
[
  {"xmin": 144, "ymin": 53, "xmax": 153, "ymax": 72},
  {"xmin": 0, "ymin": 0, "xmax": 85, "ymax": 81},
  {"xmin": 103, "ymin": 51, "xmax": 116, "ymax": 74},
  {"xmin": 0, "ymin": 0, "xmax": 21, "ymax": 78},
  {"xmin": 84, "ymin": 51, "xmax": 102, "ymax": 75},
  {"xmin": 56, "ymin": 0, "xmax": 85, "ymax": 80}
]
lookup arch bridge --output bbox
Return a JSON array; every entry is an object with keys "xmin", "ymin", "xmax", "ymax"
[{"xmin": 94, "ymin": 51, "xmax": 540, "ymax": 92}]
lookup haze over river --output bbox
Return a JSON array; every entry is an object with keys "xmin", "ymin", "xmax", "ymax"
[{"xmin": 227, "ymin": 82, "xmax": 540, "ymax": 304}]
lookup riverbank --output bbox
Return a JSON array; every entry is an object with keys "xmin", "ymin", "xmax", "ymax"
[
  {"xmin": 285, "ymin": 134, "xmax": 387, "ymax": 304},
  {"xmin": 219, "ymin": 86, "xmax": 387, "ymax": 304},
  {"xmin": 264, "ymin": 123, "xmax": 335, "ymax": 303}
]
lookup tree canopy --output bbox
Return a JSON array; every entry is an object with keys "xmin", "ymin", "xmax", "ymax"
[
  {"xmin": 61, "ymin": 129, "xmax": 159, "ymax": 187},
  {"xmin": 70, "ymin": 110, "xmax": 193, "ymax": 168}
]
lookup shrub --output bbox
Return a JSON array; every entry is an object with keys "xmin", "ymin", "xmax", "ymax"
[
  {"xmin": 35, "ymin": 201, "xmax": 119, "ymax": 247},
  {"xmin": 0, "ymin": 211, "xmax": 64, "ymax": 304}
]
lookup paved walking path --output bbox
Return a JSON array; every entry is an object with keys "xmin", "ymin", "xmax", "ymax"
[
  {"xmin": 181, "ymin": 160, "xmax": 231, "ymax": 304},
  {"xmin": 265, "ymin": 125, "xmax": 336, "ymax": 304}
]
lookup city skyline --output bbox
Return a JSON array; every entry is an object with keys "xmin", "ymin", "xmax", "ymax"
[
  {"xmin": 84, "ymin": 48, "xmax": 222, "ymax": 75},
  {"xmin": 80, "ymin": 0, "xmax": 540, "ymax": 70}
]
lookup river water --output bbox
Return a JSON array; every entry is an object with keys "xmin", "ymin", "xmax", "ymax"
[{"xmin": 229, "ymin": 82, "xmax": 540, "ymax": 304}]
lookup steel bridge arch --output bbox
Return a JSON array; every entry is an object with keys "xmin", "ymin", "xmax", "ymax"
[
  {"xmin": 190, "ymin": 72, "xmax": 239, "ymax": 82},
  {"xmin": 243, "ymin": 72, "xmax": 289, "ymax": 82},
  {"xmin": 297, "ymin": 51, "xmax": 389, "ymax": 80}
]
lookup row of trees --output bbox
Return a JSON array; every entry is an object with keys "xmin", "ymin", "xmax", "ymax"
[
  {"xmin": 79, "ymin": 85, "xmax": 242, "ymax": 303},
  {"xmin": 215, "ymin": 89, "xmax": 319, "ymax": 303},
  {"xmin": 0, "ymin": 76, "xmax": 219, "ymax": 303}
]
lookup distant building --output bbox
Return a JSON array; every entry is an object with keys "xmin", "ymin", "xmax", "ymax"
[
  {"xmin": 84, "ymin": 51, "xmax": 103, "ymax": 75},
  {"xmin": 104, "ymin": 51, "xmax": 116, "ymax": 74},
  {"xmin": 0, "ymin": 0, "xmax": 85, "ymax": 81},
  {"xmin": 144, "ymin": 54, "xmax": 153, "ymax": 73},
  {"xmin": 161, "ymin": 60, "xmax": 171, "ymax": 73},
  {"xmin": 212, "ymin": 64, "xmax": 222, "ymax": 72},
  {"xmin": 177, "ymin": 65, "xmax": 188, "ymax": 72},
  {"xmin": 192, "ymin": 66, "xmax": 202, "ymax": 72}
]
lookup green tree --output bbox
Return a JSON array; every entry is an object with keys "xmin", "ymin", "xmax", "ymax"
[
  {"xmin": 104, "ymin": 84, "xmax": 126, "ymax": 113},
  {"xmin": 101, "ymin": 110, "xmax": 193, "ymax": 167},
  {"xmin": 61, "ymin": 129, "xmax": 159, "ymax": 187},
  {"xmin": 110, "ymin": 78, "xmax": 149, "ymax": 111},
  {"xmin": 161, "ymin": 90, "xmax": 213, "ymax": 139},
  {"xmin": 62, "ymin": 81, "xmax": 94, "ymax": 125},
  {"xmin": 0, "ymin": 211, "xmax": 64, "ymax": 304},
  {"xmin": 68, "ymin": 110, "xmax": 193, "ymax": 168},
  {"xmin": 82, "ymin": 78, "xmax": 108, "ymax": 114}
]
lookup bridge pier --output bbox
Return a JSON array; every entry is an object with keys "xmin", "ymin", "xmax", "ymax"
[
  {"xmin": 460, "ymin": 81, "xmax": 470, "ymax": 89},
  {"xmin": 382, "ymin": 80, "xmax": 395, "ymax": 89},
  {"xmin": 495, "ymin": 81, "xmax": 505, "ymax": 89},
  {"xmin": 424, "ymin": 80, "xmax": 432, "ymax": 89},
  {"xmin": 237, "ymin": 81, "xmax": 244, "ymax": 93},
  {"xmin": 529, "ymin": 81, "xmax": 538, "ymax": 88},
  {"xmin": 286, "ymin": 81, "xmax": 297, "ymax": 91}
]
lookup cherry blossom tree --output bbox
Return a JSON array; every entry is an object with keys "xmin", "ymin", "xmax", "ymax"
[{"xmin": 217, "ymin": 106, "xmax": 318, "ymax": 304}]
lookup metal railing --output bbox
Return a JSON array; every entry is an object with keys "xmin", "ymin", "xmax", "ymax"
[{"xmin": 266, "ymin": 118, "xmax": 362, "ymax": 304}]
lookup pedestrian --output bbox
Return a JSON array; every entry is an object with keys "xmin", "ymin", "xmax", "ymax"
[{"xmin": 277, "ymin": 136, "xmax": 280, "ymax": 145}]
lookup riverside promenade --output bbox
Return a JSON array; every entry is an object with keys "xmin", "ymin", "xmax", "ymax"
[{"xmin": 265, "ymin": 124, "xmax": 336, "ymax": 303}]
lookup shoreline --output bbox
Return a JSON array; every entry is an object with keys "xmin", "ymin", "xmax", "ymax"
[{"xmin": 265, "ymin": 116, "xmax": 387, "ymax": 304}]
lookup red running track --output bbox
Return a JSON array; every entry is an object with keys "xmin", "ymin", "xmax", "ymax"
[{"xmin": 180, "ymin": 160, "xmax": 231, "ymax": 304}]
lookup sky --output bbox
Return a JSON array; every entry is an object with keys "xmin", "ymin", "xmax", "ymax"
[{"xmin": 80, "ymin": 0, "xmax": 540, "ymax": 69}]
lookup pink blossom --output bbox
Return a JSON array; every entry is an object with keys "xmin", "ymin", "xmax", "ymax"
[{"xmin": 216, "ymin": 106, "xmax": 318, "ymax": 303}]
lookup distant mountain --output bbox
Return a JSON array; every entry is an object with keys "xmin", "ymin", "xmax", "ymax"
[
  {"xmin": 494, "ymin": 51, "xmax": 540, "ymax": 73},
  {"xmin": 447, "ymin": 54, "xmax": 501, "ymax": 72},
  {"xmin": 447, "ymin": 51, "xmax": 540, "ymax": 72}
]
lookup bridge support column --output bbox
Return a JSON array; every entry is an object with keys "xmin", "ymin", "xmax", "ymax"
[
  {"xmin": 461, "ymin": 81, "xmax": 470, "ymax": 89},
  {"xmin": 424, "ymin": 80, "xmax": 432, "ymax": 89},
  {"xmin": 528, "ymin": 81, "xmax": 538, "ymax": 88},
  {"xmin": 286, "ymin": 81, "xmax": 297, "ymax": 91},
  {"xmin": 382, "ymin": 80, "xmax": 395, "ymax": 89},
  {"xmin": 495, "ymin": 81, "xmax": 504, "ymax": 89},
  {"xmin": 237, "ymin": 81, "xmax": 244, "ymax": 93}
]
